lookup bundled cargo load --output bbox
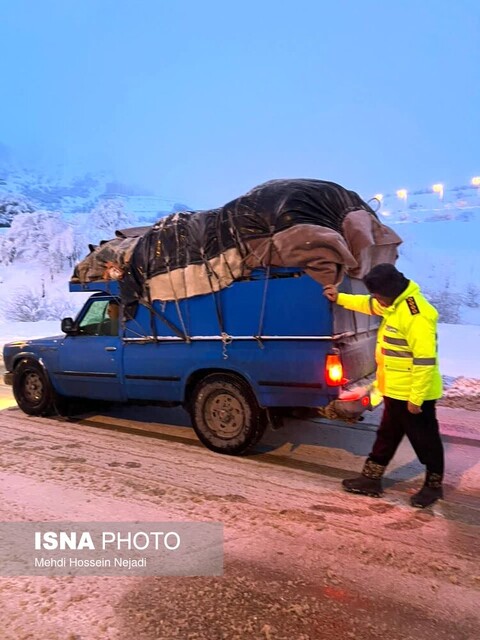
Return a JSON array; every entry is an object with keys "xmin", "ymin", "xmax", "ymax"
[{"xmin": 71, "ymin": 179, "xmax": 402, "ymax": 306}]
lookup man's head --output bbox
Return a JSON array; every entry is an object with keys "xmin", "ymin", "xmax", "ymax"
[
  {"xmin": 107, "ymin": 301, "xmax": 119, "ymax": 320},
  {"xmin": 364, "ymin": 263, "xmax": 409, "ymax": 307}
]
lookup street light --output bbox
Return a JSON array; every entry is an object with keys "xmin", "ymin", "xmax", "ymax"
[
  {"xmin": 472, "ymin": 176, "xmax": 480, "ymax": 186},
  {"xmin": 432, "ymin": 183, "xmax": 444, "ymax": 199},
  {"xmin": 396, "ymin": 189, "xmax": 408, "ymax": 202}
]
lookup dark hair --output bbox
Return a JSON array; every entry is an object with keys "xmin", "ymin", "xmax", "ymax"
[{"xmin": 364, "ymin": 263, "xmax": 409, "ymax": 299}]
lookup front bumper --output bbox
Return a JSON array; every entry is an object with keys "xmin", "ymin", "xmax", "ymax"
[{"xmin": 3, "ymin": 373, "xmax": 13, "ymax": 386}]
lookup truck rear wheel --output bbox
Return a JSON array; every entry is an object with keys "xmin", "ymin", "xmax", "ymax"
[
  {"xmin": 190, "ymin": 374, "xmax": 267, "ymax": 455},
  {"xmin": 13, "ymin": 360, "xmax": 61, "ymax": 416}
]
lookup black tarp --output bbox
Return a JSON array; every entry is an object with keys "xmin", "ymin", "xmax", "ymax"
[{"xmin": 119, "ymin": 179, "xmax": 377, "ymax": 304}]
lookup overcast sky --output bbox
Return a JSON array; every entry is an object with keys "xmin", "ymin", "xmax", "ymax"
[{"xmin": 0, "ymin": 0, "xmax": 478, "ymax": 208}]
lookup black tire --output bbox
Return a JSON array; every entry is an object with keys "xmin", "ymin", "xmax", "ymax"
[
  {"xmin": 12, "ymin": 359, "xmax": 60, "ymax": 416},
  {"xmin": 190, "ymin": 374, "xmax": 267, "ymax": 455}
]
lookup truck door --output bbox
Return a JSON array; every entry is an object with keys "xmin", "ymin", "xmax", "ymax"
[{"xmin": 56, "ymin": 297, "xmax": 125, "ymax": 401}]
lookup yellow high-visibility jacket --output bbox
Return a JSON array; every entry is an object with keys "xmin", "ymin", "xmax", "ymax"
[{"xmin": 337, "ymin": 280, "xmax": 442, "ymax": 405}]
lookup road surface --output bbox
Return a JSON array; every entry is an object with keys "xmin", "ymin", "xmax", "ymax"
[{"xmin": 0, "ymin": 386, "xmax": 478, "ymax": 640}]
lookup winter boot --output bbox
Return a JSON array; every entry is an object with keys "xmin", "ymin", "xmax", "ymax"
[
  {"xmin": 342, "ymin": 458, "xmax": 386, "ymax": 498},
  {"xmin": 410, "ymin": 472, "xmax": 443, "ymax": 508}
]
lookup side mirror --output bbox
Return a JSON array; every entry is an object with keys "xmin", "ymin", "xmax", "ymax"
[{"xmin": 61, "ymin": 317, "xmax": 77, "ymax": 334}]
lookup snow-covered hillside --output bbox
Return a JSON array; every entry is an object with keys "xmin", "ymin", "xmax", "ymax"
[{"xmin": 0, "ymin": 157, "xmax": 189, "ymax": 222}]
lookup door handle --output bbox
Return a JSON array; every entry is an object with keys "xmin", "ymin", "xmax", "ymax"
[{"xmin": 105, "ymin": 346, "xmax": 117, "ymax": 352}]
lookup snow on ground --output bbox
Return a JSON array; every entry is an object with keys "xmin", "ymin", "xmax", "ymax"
[{"xmin": 0, "ymin": 409, "xmax": 478, "ymax": 639}]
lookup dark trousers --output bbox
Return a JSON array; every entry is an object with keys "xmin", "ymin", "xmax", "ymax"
[{"xmin": 369, "ymin": 397, "xmax": 445, "ymax": 475}]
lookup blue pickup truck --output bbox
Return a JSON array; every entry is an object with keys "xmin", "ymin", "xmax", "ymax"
[{"xmin": 3, "ymin": 268, "xmax": 380, "ymax": 454}]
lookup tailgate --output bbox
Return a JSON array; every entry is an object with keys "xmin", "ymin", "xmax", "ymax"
[{"xmin": 332, "ymin": 277, "xmax": 379, "ymax": 384}]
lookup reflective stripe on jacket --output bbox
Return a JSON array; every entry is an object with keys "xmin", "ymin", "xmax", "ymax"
[{"xmin": 337, "ymin": 280, "xmax": 442, "ymax": 405}]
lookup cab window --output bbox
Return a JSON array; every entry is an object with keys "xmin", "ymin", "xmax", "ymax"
[{"xmin": 78, "ymin": 300, "xmax": 111, "ymax": 336}]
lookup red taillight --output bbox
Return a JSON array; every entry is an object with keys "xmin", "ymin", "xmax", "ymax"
[
  {"xmin": 325, "ymin": 354, "xmax": 344, "ymax": 386},
  {"xmin": 361, "ymin": 395, "xmax": 370, "ymax": 407}
]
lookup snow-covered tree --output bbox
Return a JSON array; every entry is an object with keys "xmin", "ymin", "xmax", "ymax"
[
  {"xmin": 0, "ymin": 193, "xmax": 36, "ymax": 226},
  {"xmin": 4, "ymin": 210, "xmax": 63, "ymax": 260},
  {"xmin": 464, "ymin": 283, "xmax": 480, "ymax": 309},
  {"xmin": 0, "ymin": 209, "xmax": 78, "ymax": 276},
  {"xmin": 88, "ymin": 198, "xmax": 134, "ymax": 241},
  {"xmin": 2, "ymin": 284, "xmax": 78, "ymax": 322},
  {"xmin": 49, "ymin": 226, "xmax": 77, "ymax": 270},
  {"xmin": 3, "ymin": 286, "xmax": 45, "ymax": 321},
  {"xmin": 424, "ymin": 275, "xmax": 460, "ymax": 324}
]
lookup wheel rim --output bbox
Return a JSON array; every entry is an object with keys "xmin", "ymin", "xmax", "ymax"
[
  {"xmin": 204, "ymin": 391, "xmax": 246, "ymax": 439},
  {"xmin": 22, "ymin": 371, "xmax": 44, "ymax": 405}
]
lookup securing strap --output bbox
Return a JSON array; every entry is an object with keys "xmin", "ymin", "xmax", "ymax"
[
  {"xmin": 202, "ymin": 249, "xmax": 231, "ymax": 359},
  {"xmin": 143, "ymin": 298, "xmax": 189, "ymax": 341},
  {"xmin": 255, "ymin": 231, "xmax": 275, "ymax": 343},
  {"xmin": 166, "ymin": 264, "xmax": 189, "ymax": 341}
]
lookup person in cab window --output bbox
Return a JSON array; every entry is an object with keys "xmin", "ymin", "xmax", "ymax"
[
  {"xmin": 101, "ymin": 301, "xmax": 120, "ymax": 336},
  {"xmin": 323, "ymin": 263, "xmax": 444, "ymax": 508}
]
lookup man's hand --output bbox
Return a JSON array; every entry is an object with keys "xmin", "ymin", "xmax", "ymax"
[
  {"xmin": 407, "ymin": 401, "xmax": 422, "ymax": 414},
  {"xmin": 323, "ymin": 284, "xmax": 339, "ymax": 302}
]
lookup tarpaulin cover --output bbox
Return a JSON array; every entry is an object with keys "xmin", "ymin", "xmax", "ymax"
[{"xmin": 71, "ymin": 179, "xmax": 402, "ymax": 306}]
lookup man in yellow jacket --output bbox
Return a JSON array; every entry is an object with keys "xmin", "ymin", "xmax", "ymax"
[{"xmin": 323, "ymin": 263, "xmax": 444, "ymax": 508}]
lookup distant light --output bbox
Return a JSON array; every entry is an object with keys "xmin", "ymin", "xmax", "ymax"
[
  {"xmin": 373, "ymin": 193, "xmax": 384, "ymax": 202},
  {"xmin": 432, "ymin": 183, "xmax": 444, "ymax": 198},
  {"xmin": 381, "ymin": 210, "xmax": 391, "ymax": 216},
  {"xmin": 472, "ymin": 176, "xmax": 480, "ymax": 186},
  {"xmin": 396, "ymin": 189, "xmax": 408, "ymax": 201}
]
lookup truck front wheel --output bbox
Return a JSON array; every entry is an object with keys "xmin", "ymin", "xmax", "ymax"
[
  {"xmin": 190, "ymin": 374, "xmax": 267, "ymax": 455},
  {"xmin": 13, "ymin": 360, "xmax": 60, "ymax": 416}
]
